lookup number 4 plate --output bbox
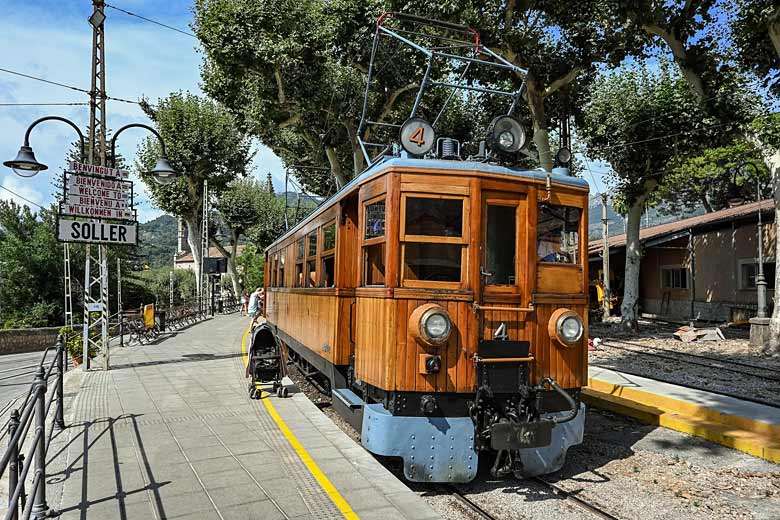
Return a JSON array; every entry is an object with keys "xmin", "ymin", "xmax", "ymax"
[{"xmin": 400, "ymin": 117, "xmax": 435, "ymax": 156}]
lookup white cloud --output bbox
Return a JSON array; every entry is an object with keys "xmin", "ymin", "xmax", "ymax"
[
  {"xmin": 0, "ymin": 175, "xmax": 45, "ymax": 208},
  {"xmin": 0, "ymin": 1, "xmax": 287, "ymax": 217}
]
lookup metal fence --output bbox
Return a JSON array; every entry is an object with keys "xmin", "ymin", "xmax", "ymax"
[{"xmin": 1, "ymin": 336, "xmax": 67, "ymax": 520}]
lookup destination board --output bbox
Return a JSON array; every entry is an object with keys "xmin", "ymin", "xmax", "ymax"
[
  {"xmin": 58, "ymin": 219, "xmax": 137, "ymax": 245},
  {"xmin": 67, "ymin": 175, "xmax": 131, "ymax": 200},
  {"xmin": 68, "ymin": 160, "xmax": 129, "ymax": 179}
]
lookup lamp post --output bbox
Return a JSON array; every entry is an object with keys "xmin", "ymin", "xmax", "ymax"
[{"xmin": 728, "ymin": 161, "xmax": 770, "ymax": 345}]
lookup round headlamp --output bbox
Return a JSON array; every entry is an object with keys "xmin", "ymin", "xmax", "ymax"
[
  {"xmin": 409, "ymin": 304, "xmax": 452, "ymax": 346},
  {"xmin": 486, "ymin": 115, "xmax": 526, "ymax": 156},
  {"xmin": 548, "ymin": 308, "xmax": 583, "ymax": 347}
]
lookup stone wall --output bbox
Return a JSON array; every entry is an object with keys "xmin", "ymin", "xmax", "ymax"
[{"xmin": 0, "ymin": 327, "xmax": 61, "ymax": 355}]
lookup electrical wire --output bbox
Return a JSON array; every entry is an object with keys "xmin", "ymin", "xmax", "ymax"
[
  {"xmin": 0, "ymin": 67, "xmax": 139, "ymax": 105},
  {"xmin": 0, "ymin": 185, "xmax": 45, "ymax": 209},
  {"xmin": 0, "ymin": 102, "xmax": 89, "ymax": 107},
  {"xmin": 105, "ymin": 3, "xmax": 198, "ymax": 39}
]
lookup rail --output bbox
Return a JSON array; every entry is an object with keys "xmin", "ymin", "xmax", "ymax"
[{"xmin": 2, "ymin": 335, "xmax": 67, "ymax": 520}]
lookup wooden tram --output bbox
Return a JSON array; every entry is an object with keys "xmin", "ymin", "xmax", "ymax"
[{"xmin": 263, "ymin": 156, "xmax": 589, "ymax": 483}]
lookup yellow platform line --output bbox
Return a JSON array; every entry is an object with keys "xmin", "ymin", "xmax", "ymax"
[
  {"xmin": 241, "ymin": 325, "xmax": 360, "ymax": 520},
  {"xmin": 584, "ymin": 378, "xmax": 780, "ymax": 463}
]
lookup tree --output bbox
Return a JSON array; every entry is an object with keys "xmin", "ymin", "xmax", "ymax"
[
  {"xmin": 580, "ymin": 64, "xmax": 708, "ymax": 328},
  {"xmin": 731, "ymin": 1, "xmax": 780, "ymax": 97},
  {"xmin": 213, "ymin": 177, "xmax": 270, "ymax": 297},
  {"xmin": 658, "ymin": 140, "xmax": 771, "ymax": 214},
  {"xmin": 136, "ymin": 91, "xmax": 252, "ymax": 292}
]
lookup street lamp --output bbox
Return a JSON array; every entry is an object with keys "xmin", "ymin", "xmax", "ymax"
[
  {"xmin": 3, "ymin": 116, "xmax": 86, "ymax": 176},
  {"xmin": 739, "ymin": 162, "xmax": 768, "ymax": 320},
  {"xmin": 110, "ymin": 123, "xmax": 177, "ymax": 184}
]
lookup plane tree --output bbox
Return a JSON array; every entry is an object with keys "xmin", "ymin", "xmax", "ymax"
[{"xmin": 136, "ymin": 91, "xmax": 252, "ymax": 291}]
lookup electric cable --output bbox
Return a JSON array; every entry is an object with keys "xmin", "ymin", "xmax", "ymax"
[
  {"xmin": 0, "ymin": 102, "xmax": 89, "ymax": 107},
  {"xmin": 0, "ymin": 67, "xmax": 139, "ymax": 104},
  {"xmin": 105, "ymin": 3, "xmax": 198, "ymax": 39},
  {"xmin": 0, "ymin": 185, "xmax": 45, "ymax": 209}
]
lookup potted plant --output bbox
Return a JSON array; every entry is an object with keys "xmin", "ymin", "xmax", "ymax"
[{"xmin": 59, "ymin": 325, "xmax": 99, "ymax": 367}]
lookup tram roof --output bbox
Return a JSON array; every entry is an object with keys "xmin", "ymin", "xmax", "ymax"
[{"xmin": 268, "ymin": 157, "xmax": 590, "ymax": 251}]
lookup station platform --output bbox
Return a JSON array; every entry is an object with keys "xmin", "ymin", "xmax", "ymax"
[
  {"xmin": 43, "ymin": 314, "xmax": 441, "ymax": 520},
  {"xmin": 584, "ymin": 366, "xmax": 780, "ymax": 463}
]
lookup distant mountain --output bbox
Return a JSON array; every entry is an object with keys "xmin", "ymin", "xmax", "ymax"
[
  {"xmin": 137, "ymin": 214, "xmax": 177, "ymax": 269},
  {"xmin": 586, "ymin": 193, "xmax": 704, "ymax": 241}
]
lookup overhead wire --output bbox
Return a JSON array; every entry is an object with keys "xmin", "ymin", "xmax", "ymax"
[
  {"xmin": 0, "ymin": 102, "xmax": 89, "ymax": 107},
  {"xmin": 105, "ymin": 3, "xmax": 198, "ymax": 39},
  {"xmin": 0, "ymin": 185, "xmax": 45, "ymax": 209},
  {"xmin": 0, "ymin": 67, "xmax": 139, "ymax": 104}
]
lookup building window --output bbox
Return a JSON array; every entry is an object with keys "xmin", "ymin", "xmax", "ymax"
[
  {"xmin": 739, "ymin": 259, "xmax": 776, "ymax": 290},
  {"xmin": 362, "ymin": 197, "xmax": 386, "ymax": 286},
  {"xmin": 537, "ymin": 203, "xmax": 581, "ymax": 264},
  {"xmin": 661, "ymin": 266, "xmax": 688, "ymax": 289},
  {"xmin": 401, "ymin": 195, "xmax": 466, "ymax": 286}
]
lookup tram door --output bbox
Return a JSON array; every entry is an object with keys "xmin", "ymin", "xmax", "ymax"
[{"xmin": 479, "ymin": 191, "xmax": 528, "ymax": 341}]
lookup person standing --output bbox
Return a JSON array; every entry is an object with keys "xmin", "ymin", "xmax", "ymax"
[
  {"xmin": 247, "ymin": 287, "xmax": 263, "ymax": 328},
  {"xmin": 240, "ymin": 291, "xmax": 249, "ymax": 316}
]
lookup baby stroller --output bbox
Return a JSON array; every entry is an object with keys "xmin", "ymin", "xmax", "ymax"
[{"xmin": 246, "ymin": 323, "xmax": 286, "ymax": 399}]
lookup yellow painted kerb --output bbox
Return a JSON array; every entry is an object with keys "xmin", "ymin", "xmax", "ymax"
[{"xmin": 241, "ymin": 325, "xmax": 360, "ymax": 520}]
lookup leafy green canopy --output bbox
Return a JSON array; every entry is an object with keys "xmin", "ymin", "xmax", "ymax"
[{"xmin": 137, "ymin": 91, "xmax": 253, "ymax": 223}]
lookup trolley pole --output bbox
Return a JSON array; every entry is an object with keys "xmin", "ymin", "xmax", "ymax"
[{"xmin": 601, "ymin": 193, "xmax": 611, "ymax": 319}]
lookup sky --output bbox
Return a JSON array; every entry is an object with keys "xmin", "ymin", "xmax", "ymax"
[{"xmin": 0, "ymin": 0, "xmax": 289, "ymax": 223}]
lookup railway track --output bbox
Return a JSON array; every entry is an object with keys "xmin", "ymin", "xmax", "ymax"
[
  {"xmin": 445, "ymin": 481, "xmax": 620, "ymax": 520},
  {"xmin": 598, "ymin": 339, "xmax": 780, "ymax": 382}
]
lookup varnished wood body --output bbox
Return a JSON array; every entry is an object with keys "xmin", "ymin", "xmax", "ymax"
[{"xmin": 264, "ymin": 163, "xmax": 589, "ymax": 394}]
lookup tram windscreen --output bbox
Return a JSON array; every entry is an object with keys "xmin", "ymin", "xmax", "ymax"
[
  {"xmin": 537, "ymin": 204, "xmax": 581, "ymax": 264},
  {"xmin": 405, "ymin": 198, "xmax": 462, "ymax": 237},
  {"xmin": 404, "ymin": 243, "xmax": 462, "ymax": 282}
]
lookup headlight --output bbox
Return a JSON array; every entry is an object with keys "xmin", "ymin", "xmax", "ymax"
[
  {"xmin": 548, "ymin": 308, "xmax": 583, "ymax": 346},
  {"xmin": 486, "ymin": 115, "xmax": 526, "ymax": 156},
  {"xmin": 409, "ymin": 304, "xmax": 452, "ymax": 346}
]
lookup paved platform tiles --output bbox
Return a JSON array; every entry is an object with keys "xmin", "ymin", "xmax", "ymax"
[
  {"xmin": 584, "ymin": 366, "xmax": 780, "ymax": 463},
  {"xmin": 43, "ymin": 314, "xmax": 441, "ymax": 520}
]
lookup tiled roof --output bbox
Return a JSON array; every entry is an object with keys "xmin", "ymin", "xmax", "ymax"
[{"xmin": 588, "ymin": 199, "xmax": 774, "ymax": 255}]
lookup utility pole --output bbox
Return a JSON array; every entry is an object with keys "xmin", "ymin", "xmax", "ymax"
[
  {"xmin": 601, "ymin": 193, "xmax": 611, "ymax": 319},
  {"xmin": 82, "ymin": 0, "xmax": 110, "ymax": 371},
  {"xmin": 199, "ymin": 179, "xmax": 209, "ymax": 313},
  {"xmin": 64, "ymin": 244, "xmax": 73, "ymax": 329}
]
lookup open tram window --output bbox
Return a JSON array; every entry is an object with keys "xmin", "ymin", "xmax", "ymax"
[
  {"xmin": 271, "ymin": 253, "xmax": 279, "ymax": 287},
  {"xmin": 401, "ymin": 195, "xmax": 466, "ymax": 286},
  {"xmin": 486, "ymin": 204, "xmax": 516, "ymax": 284},
  {"xmin": 537, "ymin": 203, "xmax": 581, "ymax": 264},
  {"xmin": 362, "ymin": 197, "xmax": 386, "ymax": 286},
  {"xmin": 295, "ymin": 239, "xmax": 304, "ymax": 287},
  {"xmin": 321, "ymin": 221, "xmax": 336, "ymax": 288},
  {"xmin": 306, "ymin": 230, "xmax": 318, "ymax": 287}
]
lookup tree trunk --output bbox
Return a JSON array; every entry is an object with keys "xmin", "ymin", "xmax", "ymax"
[
  {"xmin": 620, "ymin": 198, "xmax": 645, "ymax": 330},
  {"xmin": 184, "ymin": 215, "xmax": 203, "ymax": 296},
  {"xmin": 764, "ymin": 148, "xmax": 780, "ymax": 355},
  {"xmin": 325, "ymin": 145, "xmax": 346, "ymax": 189},
  {"xmin": 525, "ymin": 78, "xmax": 554, "ymax": 172}
]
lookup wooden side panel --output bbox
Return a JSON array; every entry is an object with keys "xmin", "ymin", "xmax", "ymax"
[
  {"xmin": 354, "ymin": 296, "xmax": 395, "ymax": 389},
  {"xmin": 537, "ymin": 265, "xmax": 584, "ymax": 294},
  {"xmin": 531, "ymin": 303, "xmax": 587, "ymax": 388},
  {"xmin": 266, "ymin": 291, "xmax": 337, "ymax": 364}
]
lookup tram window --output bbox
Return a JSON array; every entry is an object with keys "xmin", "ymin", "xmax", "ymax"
[
  {"xmin": 365, "ymin": 201, "xmax": 385, "ymax": 239},
  {"xmin": 272, "ymin": 254, "xmax": 278, "ymax": 287},
  {"xmin": 404, "ymin": 243, "xmax": 462, "ymax": 282},
  {"xmin": 364, "ymin": 243, "xmax": 385, "ymax": 286},
  {"xmin": 323, "ymin": 223, "xmax": 336, "ymax": 252},
  {"xmin": 306, "ymin": 259, "xmax": 317, "ymax": 287},
  {"xmin": 321, "ymin": 256, "xmax": 335, "ymax": 287},
  {"xmin": 308, "ymin": 231, "xmax": 318, "ymax": 258},
  {"xmin": 295, "ymin": 263, "xmax": 303, "ymax": 287},
  {"xmin": 279, "ymin": 251, "xmax": 285, "ymax": 287},
  {"xmin": 405, "ymin": 197, "xmax": 463, "ymax": 237},
  {"xmin": 537, "ymin": 204, "xmax": 581, "ymax": 264},
  {"xmin": 486, "ymin": 205, "xmax": 516, "ymax": 284},
  {"xmin": 296, "ymin": 239, "xmax": 304, "ymax": 260}
]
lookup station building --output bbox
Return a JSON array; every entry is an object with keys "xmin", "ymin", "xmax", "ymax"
[{"xmin": 588, "ymin": 199, "xmax": 776, "ymax": 323}]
